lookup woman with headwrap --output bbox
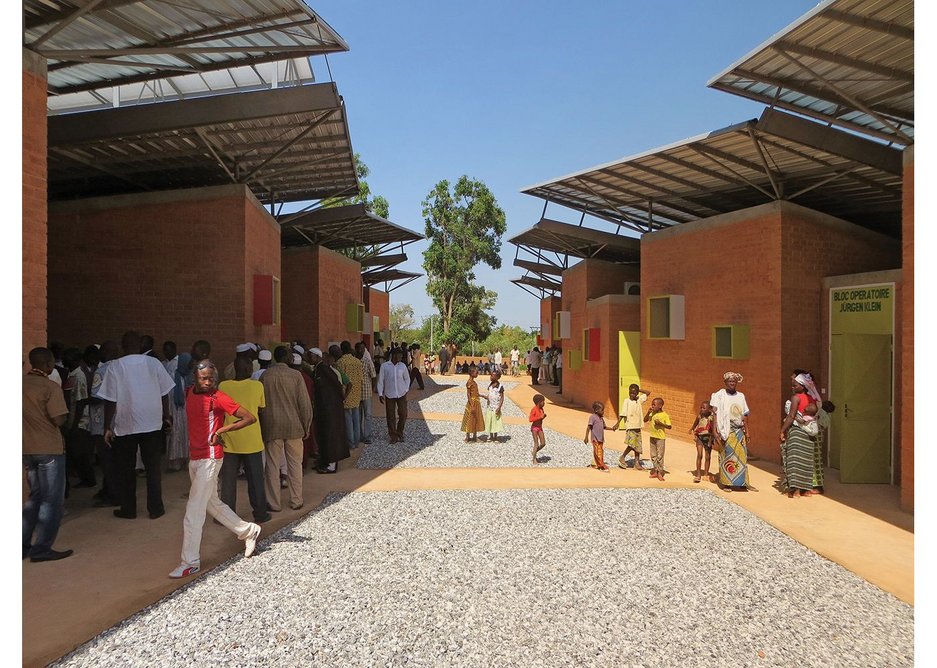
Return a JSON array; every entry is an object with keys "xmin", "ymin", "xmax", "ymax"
[
  {"xmin": 710, "ymin": 372, "xmax": 750, "ymax": 491},
  {"xmin": 166, "ymin": 351, "xmax": 192, "ymax": 472},
  {"xmin": 780, "ymin": 372, "xmax": 821, "ymax": 498}
]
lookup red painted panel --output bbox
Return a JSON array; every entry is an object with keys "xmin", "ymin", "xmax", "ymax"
[
  {"xmin": 254, "ymin": 274, "xmax": 274, "ymax": 325},
  {"xmin": 588, "ymin": 328, "xmax": 602, "ymax": 362}
]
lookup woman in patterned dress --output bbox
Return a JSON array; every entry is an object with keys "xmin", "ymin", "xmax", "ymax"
[
  {"xmin": 710, "ymin": 371, "xmax": 750, "ymax": 492},
  {"xmin": 461, "ymin": 366, "xmax": 485, "ymax": 442}
]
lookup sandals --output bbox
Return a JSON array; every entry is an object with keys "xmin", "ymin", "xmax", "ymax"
[{"xmin": 693, "ymin": 475, "xmax": 701, "ymax": 483}]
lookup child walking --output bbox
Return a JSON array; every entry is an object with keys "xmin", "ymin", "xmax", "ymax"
[
  {"xmin": 689, "ymin": 401, "xmax": 715, "ymax": 483},
  {"xmin": 644, "ymin": 398, "xmax": 672, "ymax": 481},
  {"xmin": 584, "ymin": 401, "xmax": 615, "ymax": 471},
  {"xmin": 461, "ymin": 366, "xmax": 485, "ymax": 442},
  {"xmin": 484, "ymin": 370, "xmax": 505, "ymax": 442},
  {"xmin": 617, "ymin": 383, "xmax": 650, "ymax": 470},
  {"xmin": 529, "ymin": 394, "xmax": 547, "ymax": 464}
]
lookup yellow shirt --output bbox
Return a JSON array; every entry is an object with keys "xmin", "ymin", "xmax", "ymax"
[
  {"xmin": 218, "ymin": 379, "xmax": 265, "ymax": 454},
  {"xmin": 646, "ymin": 410, "xmax": 671, "ymax": 439}
]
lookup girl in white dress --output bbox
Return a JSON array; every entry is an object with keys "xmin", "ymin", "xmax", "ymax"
[{"xmin": 484, "ymin": 370, "xmax": 505, "ymax": 442}]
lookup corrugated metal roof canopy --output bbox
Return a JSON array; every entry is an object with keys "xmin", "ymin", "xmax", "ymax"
[
  {"xmin": 48, "ymin": 57, "xmax": 315, "ymax": 114},
  {"xmin": 48, "ymin": 83, "xmax": 358, "ymax": 204},
  {"xmin": 361, "ymin": 268, "xmax": 422, "ymax": 292},
  {"xmin": 24, "ymin": 0, "xmax": 349, "ymax": 97},
  {"xmin": 279, "ymin": 203, "xmax": 424, "ymax": 251},
  {"xmin": 509, "ymin": 218, "xmax": 641, "ymax": 264},
  {"xmin": 707, "ymin": 0, "xmax": 913, "ymax": 145},
  {"xmin": 521, "ymin": 108, "xmax": 902, "ymax": 238}
]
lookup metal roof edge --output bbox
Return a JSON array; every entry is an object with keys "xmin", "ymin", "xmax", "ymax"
[
  {"xmin": 706, "ymin": 0, "xmax": 839, "ymax": 86},
  {"xmin": 518, "ymin": 119, "xmax": 757, "ymax": 195}
]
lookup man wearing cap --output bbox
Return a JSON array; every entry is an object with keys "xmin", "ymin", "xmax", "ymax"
[
  {"xmin": 259, "ymin": 346, "xmax": 312, "ymax": 511},
  {"xmin": 251, "ymin": 349, "xmax": 273, "ymax": 380},
  {"xmin": 377, "ymin": 347, "xmax": 411, "ymax": 443},
  {"xmin": 224, "ymin": 344, "xmax": 255, "ymax": 381}
]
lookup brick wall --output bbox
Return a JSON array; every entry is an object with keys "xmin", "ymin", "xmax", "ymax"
[
  {"xmin": 281, "ymin": 246, "xmax": 319, "ymax": 345},
  {"xmin": 23, "ymin": 49, "xmax": 47, "ymax": 357},
  {"xmin": 368, "ymin": 288, "xmax": 390, "ymax": 337},
  {"xmin": 47, "ymin": 185, "xmax": 279, "ymax": 370},
  {"xmin": 559, "ymin": 259, "xmax": 639, "ymax": 411},
  {"xmin": 242, "ymin": 198, "xmax": 282, "ymax": 347},
  {"xmin": 281, "ymin": 246, "xmax": 364, "ymax": 348},
  {"xmin": 640, "ymin": 201, "xmax": 901, "ymax": 463},
  {"xmin": 901, "ymin": 146, "xmax": 914, "ymax": 512},
  {"xmin": 539, "ymin": 296, "xmax": 561, "ymax": 346}
]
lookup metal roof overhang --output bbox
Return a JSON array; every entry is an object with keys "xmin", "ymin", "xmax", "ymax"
[
  {"xmin": 509, "ymin": 218, "xmax": 641, "ymax": 264},
  {"xmin": 521, "ymin": 108, "xmax": 902, "ymax": 237},
  {"xmin": 279, "ymin": 203, "xmax": 424, "ymax": 255},
  {"xmin": 361, "ymin": 269, "xmax": 421, "ymax": 293},
  {"xmin": 47, "ymin": 82, "xmax": 358, "ymax": 204},
  {"xmin": 24, "ymin": 0, "xmax": 349, "ymax": 98},
  {"xmin": 707, "ymin": 0, "xmax": 913, "ymax": 145}
]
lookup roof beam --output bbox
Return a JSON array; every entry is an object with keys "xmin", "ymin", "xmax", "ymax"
[
  {"xmin": 822, "ymin": 8, "xmax": 913, "ymax": 40},
  {"xmin": 775, "ymin": 40, "xmax": 913, "ymax": 82},
  {"xmin": 29, "ymin": 0, "xmax": 109, "ymax": 48},
  {"xmin": 581, "ymin": 173, "xmax": 710, "ymax": 221},
  {"xmin": 685, "ymin": 143, "xmax": 777, "ymax": 199},
  {"xmin": 48, "ymin": 83, "xmax": 341, "ymax": 146},
  {"xmin": 773, "ymin": 47, "xmax": 913, "ymax": 142},
  {"xmin": 25, "ymin": 0, "xmax": 142, "ymax": 30},
  {"xmin": 513, "ymin": 258, "xmax": 566, "ymax": 277},
  {"xmin": 757, "ymin": 108, "xmax": 902, "ymax": 174},
  {"xmin": 359, "ymin": 253, "xmax": 407, "ymax": 268}
]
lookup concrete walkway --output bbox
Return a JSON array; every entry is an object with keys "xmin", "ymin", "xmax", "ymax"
[{"xmin": 23, "ymin": 373, "xmax": 913, "ymax": 667}]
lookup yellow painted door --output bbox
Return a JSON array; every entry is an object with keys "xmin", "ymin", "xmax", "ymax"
[
  {"xmin": 618, "ymin": 331, "xmax": 640, "ymax": 414},
  {"xmin": 829, "ymin": 334, "xmax": 892, "ymax": 483}
]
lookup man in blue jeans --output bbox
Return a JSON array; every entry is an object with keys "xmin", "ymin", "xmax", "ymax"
[
  {"xmin": 23, "ymin": 347, "xmax": 73, "ymax": 562},
  {"xmin": 334, "ymin": 342, "xmax": 363, "ymax": 450}
]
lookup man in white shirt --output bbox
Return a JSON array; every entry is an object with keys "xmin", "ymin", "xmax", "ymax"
[
  {"xmin": 510, "ymin": 346, "xmax": 520, "ymax": 376},
  {"xmin": 98, "ymin": 331, "xmax": 176, "ymax": 520},
  {"xmin": 376, "ymin": 347, "xmax": 411, "ymax": 444},
  {"xmin": 494, "ymin": 348, "xmax": 503, "ymax": 372}
]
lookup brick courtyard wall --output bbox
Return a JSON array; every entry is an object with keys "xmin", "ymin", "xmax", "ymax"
[
  {"xmin": 23, "ymin": 49, "xmax": 47, "ymax": 357},
  {"xmin": 582, "ymin": 294, "xmax": 641, "ymax": 418},
  {"xmin": 901, "ymin": 146, "xmax": 914, "ymax": 512},
  {"xmin": 47, "ymin": 185, "xmax": 279, "ymax": 370},
  {"xmin": 559, "ymin": 259, "xmax": 639, "ymax": 411}
]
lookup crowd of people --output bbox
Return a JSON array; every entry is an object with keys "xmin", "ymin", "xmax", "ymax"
[
  {"xmin": 22, "ymin": 333, "xmax": 425, "ymax": 570},
  {"xmin": 23, "ymin": 330, "xmax": 833, "ymax": 568}
]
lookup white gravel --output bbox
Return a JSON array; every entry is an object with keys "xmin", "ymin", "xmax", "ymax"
[
  {"xmin": 53, "ymin": 488, "xmax": 914, "ymax": 668},
  {"xmin": 357, "ymin": 419, "xmax": 604, "ymax": 469},
  {"xmin": 426, "ymin": 376, "xmax": 521, "ymax": 390}
]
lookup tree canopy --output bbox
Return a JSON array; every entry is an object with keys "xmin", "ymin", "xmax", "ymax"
[
  {"xmin": 321, "ymin": 153, "xmax": 389, "ymax": 218},
  {"xmin": 421, "ymin": 176, "xmax": 506, "ymax": 349}
]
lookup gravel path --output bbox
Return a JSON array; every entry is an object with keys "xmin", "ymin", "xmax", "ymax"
[
  {"xmin": 357, "ymin": 419, "xmax": 604, "ymax": 469},
  {"xmin": 54, "ymin": 488, "xmax": 914, "ymax": 668},
  {"xmin": 426, "ymin": 376, "xmax": 520, "ymax": 390},
  {"xmin": 406, "ymin": 385, "xmax": 526, "ymax": 417}
]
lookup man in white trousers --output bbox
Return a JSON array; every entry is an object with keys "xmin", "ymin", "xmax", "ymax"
[{"xmin": 170, "ymin": 360, "xmax": 261, "ymax": 578}]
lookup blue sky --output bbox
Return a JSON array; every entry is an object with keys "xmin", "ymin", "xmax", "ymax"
[{"xmin": 297, "ymin": 0, "xmax": 819, "ymax": 329}]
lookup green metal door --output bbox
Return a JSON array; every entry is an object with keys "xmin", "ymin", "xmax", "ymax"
[
  {"xmin": 618, "ymin": 331, "xmax": 640, "ymax": 414},
  {"xmin": 829, "ymin": 334, "xmax": 892, "ymax": 483}
]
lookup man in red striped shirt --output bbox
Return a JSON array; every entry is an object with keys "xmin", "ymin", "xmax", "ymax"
[{"xmin": 170, "ymin": 360, "xmax": 262, "ymax": 579}]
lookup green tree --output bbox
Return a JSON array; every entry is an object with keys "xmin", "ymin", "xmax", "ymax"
[
  {"xmin": 321, "ymin": 153, "xmax": 389, "ymax": 218},
  {"xmin": 480, "ymin": 325, "xmax": 537, "ymax": 356},
  {"xmin": 422, "ymin": 176, "xmax": 507, "ymax": 349},
  {"xmin": 389, "ymin": 303, "xmax": 415, "ymax": 342}
]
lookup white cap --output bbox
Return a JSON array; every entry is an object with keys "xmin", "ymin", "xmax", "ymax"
[
  {"xmin": 309, "ymin": 347, "xmax": 323, "ymax": 357},
  {"xmin": 291, "ymin": 353, "xmax": 302, "ymax": 365},
  {"xmin": 248, "ymin": 343, "xmax": 258, "ymax": 352},
  {"xmin": 258, "ymin": 350, "xmax": 272, "ymax": 361},
  {"xmin": 236, "ymin": 343, "xmax": 252, "ymax": 353},
  {"xmin": 292, "ymin": 344, "xmax": 305, "ymax": 354}
]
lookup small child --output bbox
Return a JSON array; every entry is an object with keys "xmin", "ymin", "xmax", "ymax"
[
  {"xmin": 617, "ymin": 383, "xmax": 650, "ymax": 470},
  {"xmin": 584, "ymin": 401, "xmax": 615, "ymax": 471},
  {"xmin": 529, "ymin": 394, "xmax": 547, "ymax": 464},
  {"xmin": 484, "ymin": 370, "xmax": 505, "ymax": 442},
  {"xmin": 644, "ymin": 398, "xmax": 672, "ymax": 481},
  {"xmin": 812, "ymin": 400, "xmax": 835, "ymax": 494},
  {"xmin": 795, "ymin": 402, "xmax": 820, "ymax": 436},
  {"xmin": 689, "ymin": 401, "xmax": 715, "ymax": 483}
]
